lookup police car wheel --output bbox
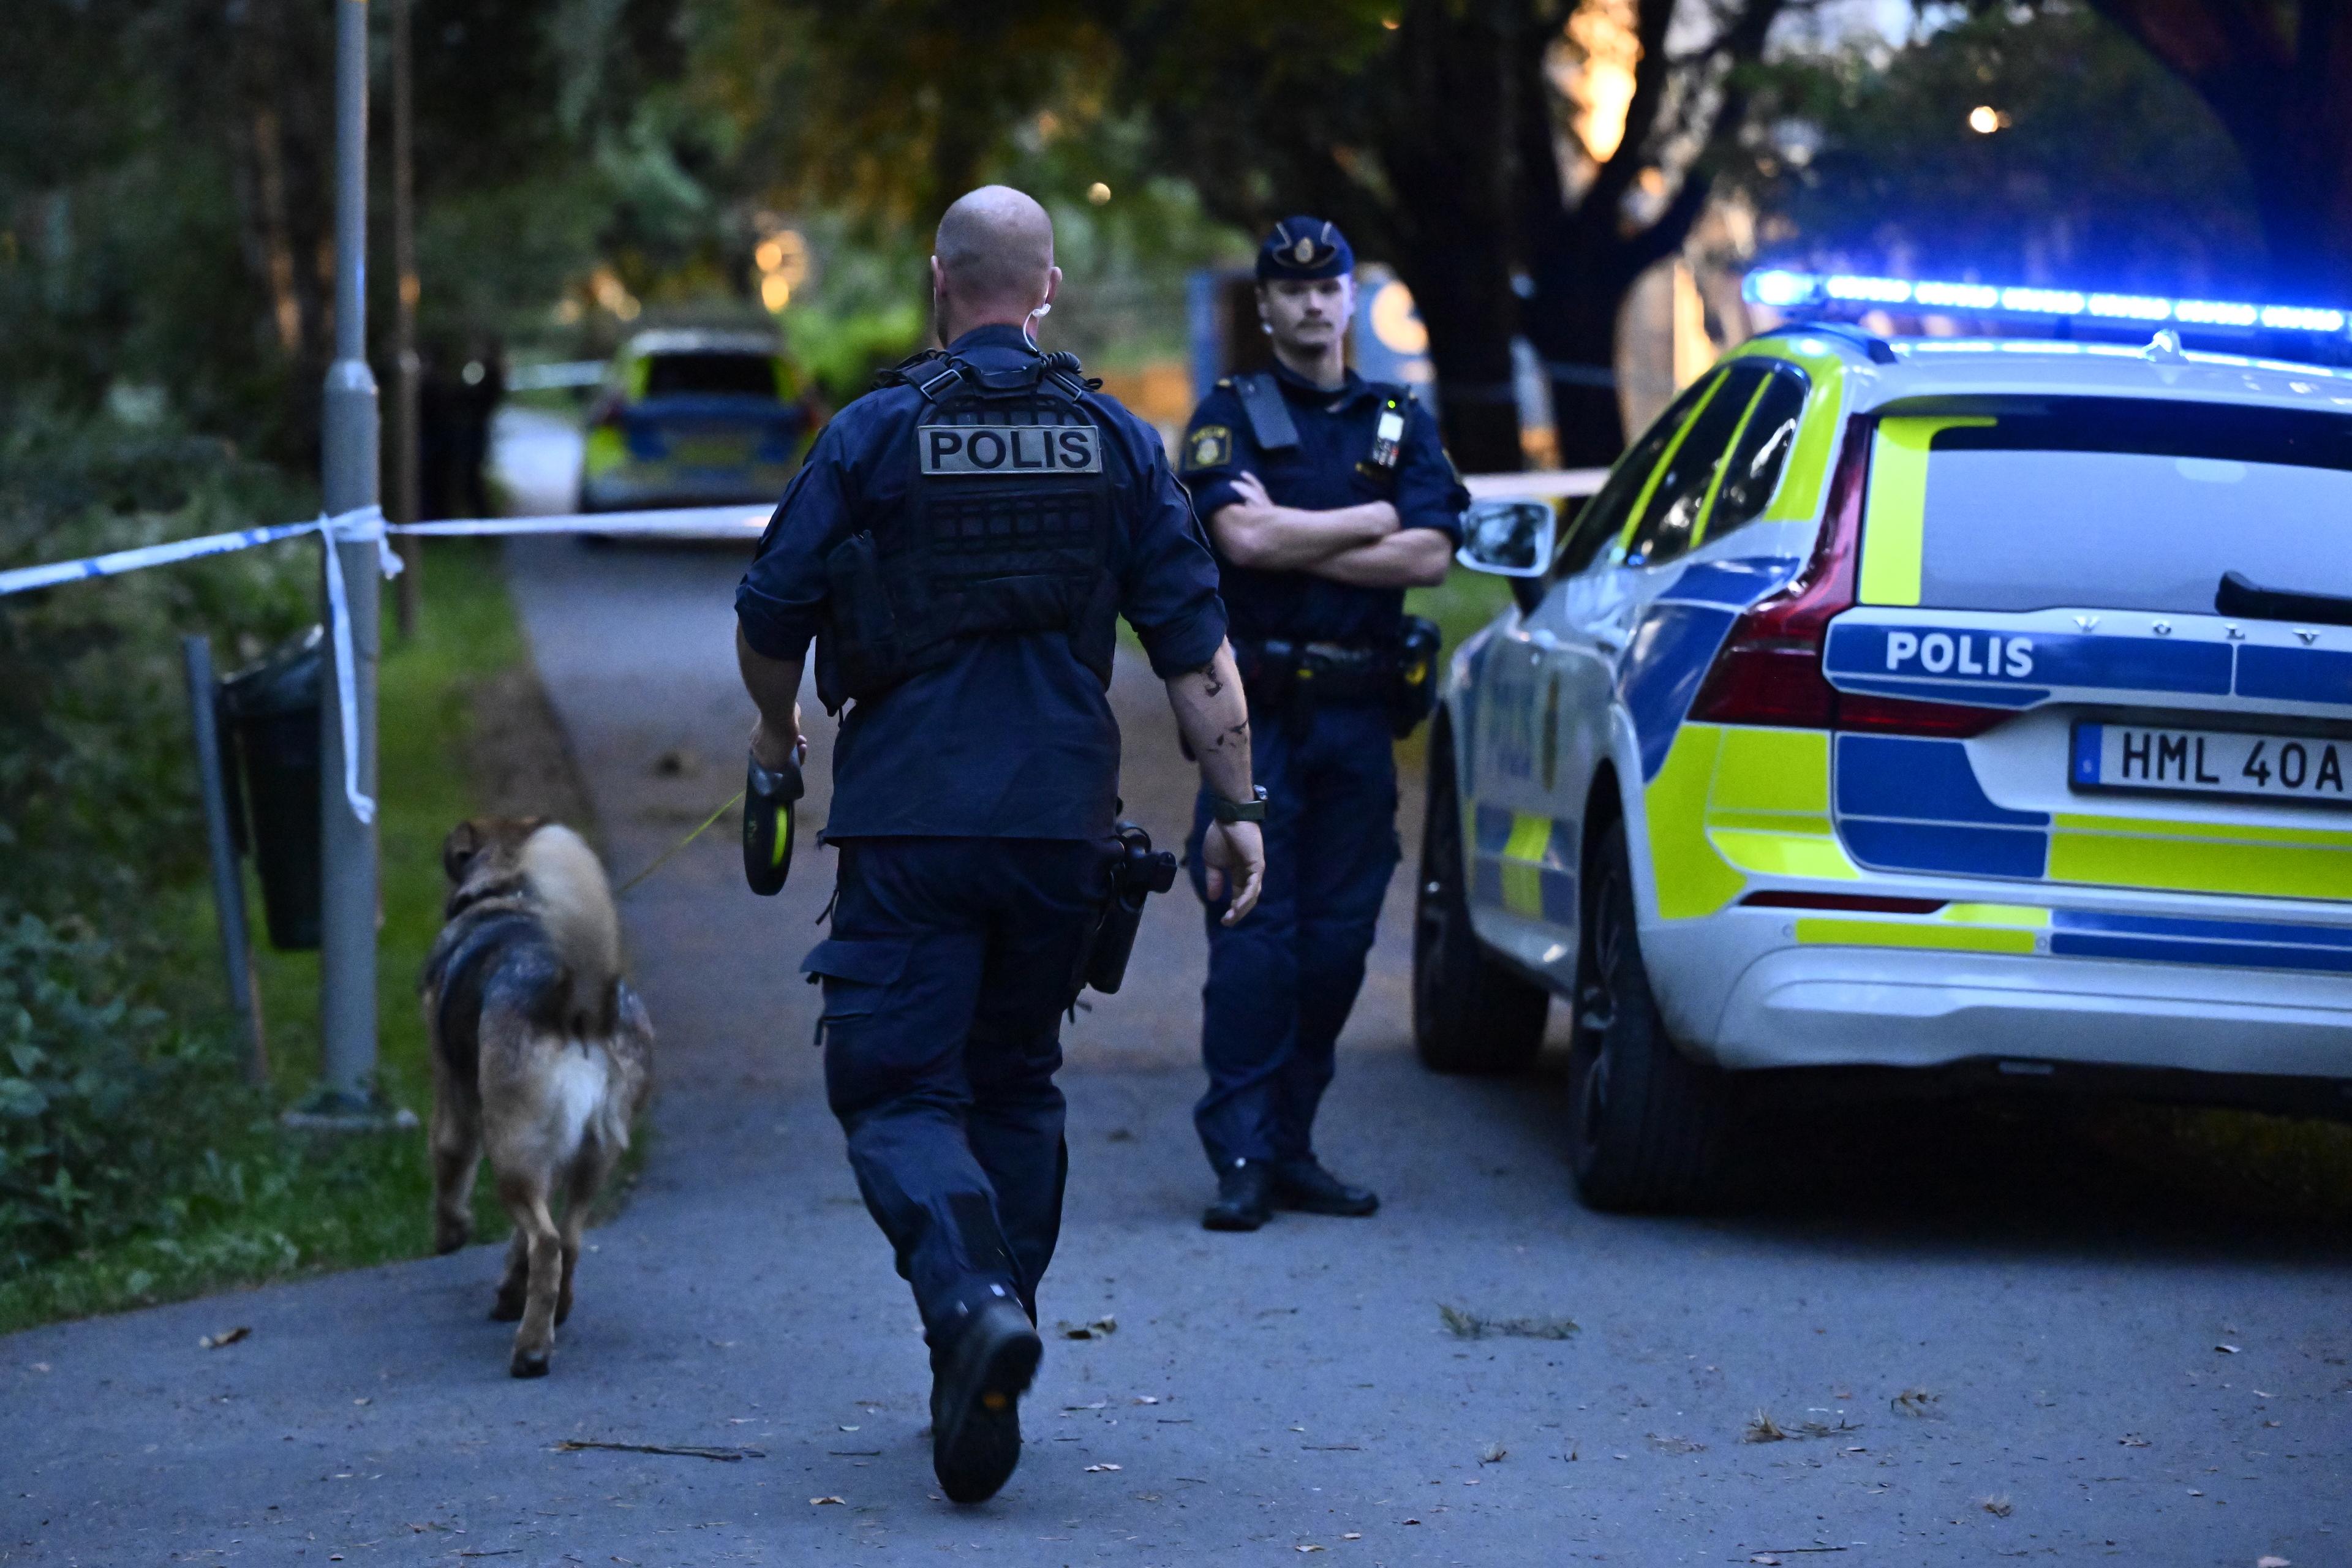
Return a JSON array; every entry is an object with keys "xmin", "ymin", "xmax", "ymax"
[
  {"xmin": 1411, "ymin": 722, "xmax": 1548, "ymax": 1076},
  {"xmin": 1566, "ymin": 818, "xmax": 1730, "ymax": 1213}
]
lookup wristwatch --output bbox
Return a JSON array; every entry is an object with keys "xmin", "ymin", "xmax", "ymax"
[{"xmin": 1208, "ymin": 785, "xmax": 1269, "ymax": 824}]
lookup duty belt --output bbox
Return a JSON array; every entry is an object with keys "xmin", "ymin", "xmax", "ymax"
[{"xmin": 1235, "ymin": 637, "xmax": 1392, "ymax": 707}]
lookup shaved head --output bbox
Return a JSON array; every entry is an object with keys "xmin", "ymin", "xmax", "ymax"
[{"xmin": 932, "ymin": 186, "xmax": 1060, "ymax": 343}]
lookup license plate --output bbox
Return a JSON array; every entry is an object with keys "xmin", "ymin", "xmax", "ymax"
[
  {"xmin": 670, "ymin": 435, "xmax": 753, "ymax": 467},
  {"xmin": 2072, "ymin": 723, "xmax": 2351, "ymax": 808}
]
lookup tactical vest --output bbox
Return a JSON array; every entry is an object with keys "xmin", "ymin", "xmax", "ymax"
[{"xmin": 815, "ymin": 349, "xmax": 1120, "ymax": 713}]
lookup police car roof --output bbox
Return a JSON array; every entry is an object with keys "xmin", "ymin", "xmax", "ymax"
[
  {"xmin": 622, "ymin": 328, "xmax": 783, "ymax": 359},
  {"xmin": 1753, "ymin": 329, "xmax": 2352, "ymax": 417}
]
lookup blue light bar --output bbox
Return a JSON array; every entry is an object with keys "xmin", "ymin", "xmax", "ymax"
[{"xmin": 1744, "ymin": 269, "xmax": 2349, "ymax": 336}]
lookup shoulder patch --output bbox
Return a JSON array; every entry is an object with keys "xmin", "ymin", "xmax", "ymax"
[{"xmin": 1184, "ymin": 424, "xmax": 1232, "ymax": 472}]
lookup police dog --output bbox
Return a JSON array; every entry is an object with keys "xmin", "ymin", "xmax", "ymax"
[{"xmin": 424, "ymin": 818, "xmax": 653, "ymax": 1378}]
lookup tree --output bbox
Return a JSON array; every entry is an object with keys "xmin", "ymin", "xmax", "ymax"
[
  {"xmin": 2084, "ymin": 1, "xmax": 2352, "ymax": 302},
  {"xmin": 1736, "ymin": 5, "xmax": 2261, "ymax": 300},
  {"xmin": 1117, "ymin": 0, "xmax": 1790, "ymax": 470}
]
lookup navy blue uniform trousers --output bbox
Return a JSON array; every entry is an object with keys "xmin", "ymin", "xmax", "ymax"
[
  {"xmin": 805, "ymin": 837, "xmax": 1109, "ymax": 1349},
  {"xmin": 1187, "ymin": 702, "xmax": 1401, "ymax": 1171}
]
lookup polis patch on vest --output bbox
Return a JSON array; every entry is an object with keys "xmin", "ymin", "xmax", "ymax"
[{"xmin": 919, "ymin": 424, "xmax": 1102, "ymax": 475}]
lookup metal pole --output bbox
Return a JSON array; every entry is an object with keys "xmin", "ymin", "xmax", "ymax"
[
  {"xmin": 182, "ymin": 636, "xmax": 270, "ymax": 1089},
  {"xmin": 390, "ymin": 0, "xmax": 423, "ymax": 637},
  {"xmin": 307, "ymin": 0, "xmax": 390, "ymax": 1123}
]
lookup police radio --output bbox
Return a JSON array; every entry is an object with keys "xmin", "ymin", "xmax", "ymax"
[{"xmin": 743, "ymin": 748, "xmax": 805, "ymax": 897}]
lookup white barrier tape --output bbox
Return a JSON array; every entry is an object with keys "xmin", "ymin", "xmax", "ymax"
[
  {"xmin": 316, "ymin": 506, "xmax": 386, "ymax": 826},
  {"xmin": 392, "ymin": 503, "xmax": 772, "ymax": 538},
  {"xmin": 1463, "ymin": 468, "xmax": 1609, "ymax": 500},
  {"xmin": 0, "ymin": 518, "xmax": 332, "ymax": 598}
]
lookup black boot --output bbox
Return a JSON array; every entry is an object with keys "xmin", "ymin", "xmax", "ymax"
[
  {"xmin": 930, "ymin": 1298, "xmax": 1041, "ymax": 1505},
  {"xmin": 1202, "ymin": 1156, "xmax": 1274, "ymax": 1231},
  {"xmin": 1271, "ymin": 1156, "xmax": 1379, "ymax": 1216}
]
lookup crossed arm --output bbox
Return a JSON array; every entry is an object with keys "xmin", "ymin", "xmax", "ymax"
[{"xmin": 1208, "ymin": 472, "xmax": 1452, "ymax": 589}]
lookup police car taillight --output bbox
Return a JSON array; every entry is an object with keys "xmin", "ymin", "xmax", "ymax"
[{"xmin": 1689, "ymin": 417, "xmax": 2007, "ymax": 738}]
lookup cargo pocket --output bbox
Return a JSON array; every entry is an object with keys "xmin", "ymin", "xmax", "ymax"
[{"xmin": 801, "ymin": 937, "xmax": 912, "ymax": 1044}]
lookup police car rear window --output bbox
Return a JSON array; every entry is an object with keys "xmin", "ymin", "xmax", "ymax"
[
  {"xmin": 1885, "ymin": 398, "xmax": 2352, "ymax": 614},
  {"xmin": 643, "ymin": 352, "xmax": 778, "ymax": 399}
]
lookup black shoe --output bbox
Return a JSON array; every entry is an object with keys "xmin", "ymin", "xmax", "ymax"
[
  {"xmin": 1202, "ymin": 1157, "xmax": 1274, "ymax": 1231},
  {"xmin": 1271, "ymin": 1157, "xmax": 1379, "ymax": 1216},
  {"xmin": 930, "ymin": 1298, "xmax": 1041, "ymax": 1505}
]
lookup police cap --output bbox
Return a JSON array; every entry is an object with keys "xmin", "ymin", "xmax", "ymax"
[{"xmin": 1256, "ymin": 216, "xmax": 1352, "ymax": 282}]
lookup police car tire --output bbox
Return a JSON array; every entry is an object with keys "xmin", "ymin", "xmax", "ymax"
[
  {"xmin": 1411, "ymin": 723, "xmax": 1549, "ymax": 1076},
  {"xmin": 1567, "ymin": 820, "xmax": 1730, "ymax": 1213}
]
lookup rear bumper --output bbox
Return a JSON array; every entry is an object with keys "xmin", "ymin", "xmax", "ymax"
[{"xmin": 1708, "ymin": 942, "xmax": 2352, "ymax": 1079}]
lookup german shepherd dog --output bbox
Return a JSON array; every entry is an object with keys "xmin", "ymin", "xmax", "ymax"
[{"xmin": 423, "ymin": 818, "xmax": 653, "ymax": 1378}]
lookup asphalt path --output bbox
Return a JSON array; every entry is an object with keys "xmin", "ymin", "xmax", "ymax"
[{"xmin": 5, "ymin": 529, "xmax": 2348, "ymax": 1567}]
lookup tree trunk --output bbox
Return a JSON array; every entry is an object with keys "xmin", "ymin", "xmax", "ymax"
[
  {"xmin": 226, "ymin": 0, "xmax": 336, "ymax": 462},
  {"xmin": 1376, "ymin": 0, "xmax": 1529, "ymax": 475}
]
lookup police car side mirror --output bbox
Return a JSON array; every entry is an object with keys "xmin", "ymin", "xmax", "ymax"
[{"xmin": 1457, "ymin": 499, "xmax": 1555, "ymax": 578}]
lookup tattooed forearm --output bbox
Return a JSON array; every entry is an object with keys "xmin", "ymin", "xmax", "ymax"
[{"xmin": 1163, "ymin": 641, "xmax": 1254, "ymax": 801}]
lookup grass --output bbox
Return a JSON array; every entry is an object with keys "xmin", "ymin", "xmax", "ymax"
[{"xmin": 0, "ymin": 543, "xmax": 548, "ymax": 1333}]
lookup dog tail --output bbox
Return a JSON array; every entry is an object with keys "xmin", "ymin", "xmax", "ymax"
[{"xmin": 520, "ymin": 823, "xmax": 622, "ymax": 1036}]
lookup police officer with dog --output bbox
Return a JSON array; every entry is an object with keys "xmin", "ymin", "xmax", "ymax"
[
  {"xmin": 734, "ymin": 186, "xmax": 1264, "ymax": 1506},
  {"xmin": 1178, "ymin": 217, "xmax": 1465, "ymax": 1232}
]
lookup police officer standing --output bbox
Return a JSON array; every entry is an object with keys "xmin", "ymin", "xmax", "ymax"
[
  {"xmin": 1178, "ymin": 217, "xmax": 1466, "ymax": 1232},
  {"xmin": 734, "ymin": 187, "xmax": 1265, "ymax": 1504}
]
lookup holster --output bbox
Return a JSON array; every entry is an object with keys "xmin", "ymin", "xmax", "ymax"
[
  {"xmin": 1389, "ymin": 614, "xmax": 1443, "ymax": 739},
  {"xmin": 1077, "ymin": 822, "xmax": 1178, "ymax": 998}
]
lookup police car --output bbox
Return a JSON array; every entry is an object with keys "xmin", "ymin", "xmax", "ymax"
[
  {"xmin": 1419, "ymin": 324, "xmax": 2352, "ymax": 1210},
  {"xmin": 579, "ymin": 329, "xmax": 819, "ymax": 512}
]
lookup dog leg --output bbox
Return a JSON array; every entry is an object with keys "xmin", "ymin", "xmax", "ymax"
[
  {"xmin": 555, "ymin": 1134, "xmax": 620, "ymax": 1326},
  {"xmin": 428, "ymin": 1074, "xmax": 483, "ymax": 1256},
  {"xmin": 491, "ymin": 1227, "xmax": 529, "ymax": 1322},
  {"xmin": 499, "ymin": 1173, "xmax": 564, "ymax": 1378}
]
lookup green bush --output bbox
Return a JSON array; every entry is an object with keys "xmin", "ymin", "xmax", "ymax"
[{"xmin": 0, "ymin": 408, "xmax": 312, "ymax": 1279}]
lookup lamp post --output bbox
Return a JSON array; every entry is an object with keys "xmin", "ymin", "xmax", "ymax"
[{"xmin": 295, "ymin": 0, "xmax": 404, "ymax": 1128}]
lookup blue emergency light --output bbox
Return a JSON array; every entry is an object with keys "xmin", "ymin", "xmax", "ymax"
[{"xmin": 1744, "ymin": 268, "xmax": 2349, "ymax": 337}]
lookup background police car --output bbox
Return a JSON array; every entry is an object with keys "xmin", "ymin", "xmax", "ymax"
[{"xmin": 1423, "ymin": 326, "xmax": 2352, "ymax": 1210}]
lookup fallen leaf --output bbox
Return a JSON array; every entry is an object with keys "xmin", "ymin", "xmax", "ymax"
[
  {"xmin": 1743, "ymin": 1410, "xmax": 1789, "ymax": 1444},
  {"xmin": 1085, "ymin": 1463, "xmax": 1123, "ymax": 1473},
  {"xmin": 1891, "ymin": 1388, "xmax": 1942, "ymax": 1419},
  {"xmin": 809, "ymin": 1496, "xmax": 845, "ymax": 1506},
  {"xmin": 1981, "ymin": 1494, "xmax": 2013, "ymax": 1517},
  {"xmin": 199, "ymin": 1327, "xmax": 252, "ymax": 1350}
]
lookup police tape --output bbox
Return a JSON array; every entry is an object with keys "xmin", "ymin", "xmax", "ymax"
[{"xmin": 0, "ymin": 500, "xmax": 775, "ymax": 825}]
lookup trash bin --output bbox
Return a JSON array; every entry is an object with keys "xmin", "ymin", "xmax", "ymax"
[{"xmin": 220, "ymin": 626, "xmax": 325, "ymax": 951}]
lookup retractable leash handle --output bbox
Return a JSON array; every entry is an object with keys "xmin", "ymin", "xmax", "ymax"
[{"xmin": 743, "ymin": 748, "xmax": 805, "ymax": 897}]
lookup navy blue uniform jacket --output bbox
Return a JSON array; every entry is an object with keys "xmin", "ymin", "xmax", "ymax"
[
  {"xmin": 735, "ymin": 325, "xmax": 1229, "ymax": 842},
  {"xmin": 1178, "ymin": 362, "xmax": 1468, "ymax": 646}
]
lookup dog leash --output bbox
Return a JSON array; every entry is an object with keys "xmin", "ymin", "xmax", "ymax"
[{"xmin": 611, "ymin": 791, "xmax": 744, "ymax": 898}]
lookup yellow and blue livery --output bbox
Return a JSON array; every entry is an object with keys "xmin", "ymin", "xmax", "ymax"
[{"xmin": 1422, "ymin": 326, "xmax": 2352, "ymax": 1210}]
